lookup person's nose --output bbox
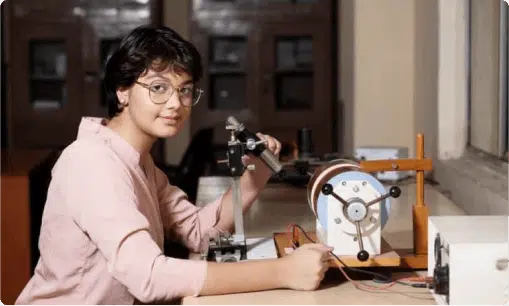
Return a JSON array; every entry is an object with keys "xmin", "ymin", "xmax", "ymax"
[{"xmin": 164, "ymin": 90, "xmax": 182, "ymax": 110}]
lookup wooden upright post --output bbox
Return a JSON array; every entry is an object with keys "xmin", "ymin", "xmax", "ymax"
[
  {"xmin": 413, "ymin": 134, "xmax": 428, "ymax": 255},
  {"xmin": 358, "ymin": 133, "xmax": 432, "ymax": 257}
]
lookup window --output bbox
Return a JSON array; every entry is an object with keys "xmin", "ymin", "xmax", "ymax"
[
  {"xmin": 468, "ymin": 0, "xmax": 508, "ymax": 160},
  {"xmin": 505, "ymin": 2, "xmax": 509, "ymax": 156}
]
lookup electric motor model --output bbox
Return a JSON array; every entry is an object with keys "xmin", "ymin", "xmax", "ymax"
[{"xmin": 307, "ymin": 159, "xmax": 401, "ymax": 261}]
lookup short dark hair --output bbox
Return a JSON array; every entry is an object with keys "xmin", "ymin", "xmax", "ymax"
[{"xmin": 103, "ymin": 25, "xmax": 203, "ymax": 118}]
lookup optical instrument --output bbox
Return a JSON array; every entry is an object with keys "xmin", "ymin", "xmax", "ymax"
[{"xmin": 203, "ymin": 116, "xmax": 282, "ymax": 262}]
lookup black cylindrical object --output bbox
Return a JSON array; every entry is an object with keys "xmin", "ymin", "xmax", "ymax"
[
  {"xmin": 226, "ymin": 116, "xmax": 282, "ymax": 173},
  {"xmin": 297, "ymin": 128, "xmax": 313, "ymax": 158}
]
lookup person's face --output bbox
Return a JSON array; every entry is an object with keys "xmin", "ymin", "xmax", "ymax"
[{"xmin": 116, "ymin": 67, "xmax": 196, "ymax": 139}]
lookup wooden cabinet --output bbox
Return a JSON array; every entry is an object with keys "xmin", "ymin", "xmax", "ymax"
[
  {"xmin": 190, "ymin": 19, "xmax": 261, "ymax": 136},
  {"xmin": 257, "ymin": 22, "xmax": 332, "ymax": 155},
  {"xmin": 2, "ymin": 0, "xmax": 164, "ymax": 160},
  {"xmin": 9, "ymin": 19, "xmax": 84, "ymax": 148},
  {"xmin": 1, "ymin": 149, "xmax": 59, "ymax": 305},
  {"xmin": 190, "ymin": 0, "xmax": 334, "ymax": 156}
]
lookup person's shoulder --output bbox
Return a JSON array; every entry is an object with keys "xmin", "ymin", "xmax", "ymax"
[{"xmin": 53, "ymin": 138, "xmax": 124, "ymax": 175}]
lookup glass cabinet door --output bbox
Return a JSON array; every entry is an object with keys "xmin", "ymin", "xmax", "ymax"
[
  {"xmin": 190, "ymin": 20, "xmax": 259, "ymax": 139},
  {"xmin": 258, "ymin": 22, "xmax": 332, "ymax": 155},
  {"xmin": 10, "ymin": 20, "xmax": 83, "ymax": 149},
  {"xmin": 29, "ymin": 40, "xmax": 68, "ymax": 110}
]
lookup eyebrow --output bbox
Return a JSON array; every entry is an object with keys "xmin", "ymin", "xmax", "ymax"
[
  {"xmin": 144, "ymin": 72, "xmax": 193, "ymax": 84},
  {"xmin": 145, "ymin": 73, "xmax": 170, "ymax": 81},
  {"xmin": 180, "ymin": 80, "xmax": 194, "ymax": 86}
]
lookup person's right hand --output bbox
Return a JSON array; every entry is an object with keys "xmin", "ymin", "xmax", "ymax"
[{"xmin": 278, "ymin": 243, "xmax": 333, "ymax": 291}]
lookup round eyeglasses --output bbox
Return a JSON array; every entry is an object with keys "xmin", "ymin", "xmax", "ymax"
[{"xmin": 135, "ymin": 80, "xmax": 203, "ymax": 107}]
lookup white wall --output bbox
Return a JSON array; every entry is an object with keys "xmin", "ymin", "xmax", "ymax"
[{"xmin": 350, "ymin": 0, "xmax": 417, "ymax": 157}]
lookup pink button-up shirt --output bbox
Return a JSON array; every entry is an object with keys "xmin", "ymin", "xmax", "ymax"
[{"xmin": 16, "ymin": 117, "xmax": 224, "ymax": 304}]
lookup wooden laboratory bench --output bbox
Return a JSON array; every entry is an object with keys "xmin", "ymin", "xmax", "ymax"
[
  {"xmin": 1, "ymin": 149, "xmax": 60, "ymax": 305},
  {"xmin": 183, "ymin": 177, "xmax": 466, "ymax": 305}
]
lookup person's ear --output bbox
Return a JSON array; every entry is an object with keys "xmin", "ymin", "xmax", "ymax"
[{"xmin": 116, "ymin": 87, "xmax": 129, "ymax": 107}]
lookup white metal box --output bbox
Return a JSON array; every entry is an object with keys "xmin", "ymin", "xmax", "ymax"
[
  {"xmin": 354, "ymin": 146, "xmax": 409, "ymax": 181},
  {"xmin": 427, "ymin": 215, "xmax": 508, "ymax": 305}
]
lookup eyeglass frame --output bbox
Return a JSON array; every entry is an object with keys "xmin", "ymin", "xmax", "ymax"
[{"xmin": 134, "ymin": 80, "xmax": 204, "ymax": 107}]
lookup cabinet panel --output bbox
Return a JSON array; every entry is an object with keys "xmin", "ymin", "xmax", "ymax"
[
  {"xmin": 190, "ymin": 20, "xmax": 260, "ymax": 142},
  {"xmin": 30, "ymin": 40, "xmax": 68, "ymax": 110},
  {"xmin": 10, "ymin": 20, "xmax": 84, "ymax": 149},
  {"xmin": 258, "ymin": 22, "xmax": 332, "ymax": 154}
]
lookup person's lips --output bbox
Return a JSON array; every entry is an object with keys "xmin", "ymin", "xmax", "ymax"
[{"xmin": 159, "ymin": 115, "xmax": 181, "ymax": 124}]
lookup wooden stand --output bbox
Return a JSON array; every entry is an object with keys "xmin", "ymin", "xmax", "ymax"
[{"xmin": 273, "ymin": 134, "xmax": 432, "ymax": 270}]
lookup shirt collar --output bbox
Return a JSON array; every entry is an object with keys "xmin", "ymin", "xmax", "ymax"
[{"xmin": 76, "ymin": 117, "xmax": 141, "ymax": 166}]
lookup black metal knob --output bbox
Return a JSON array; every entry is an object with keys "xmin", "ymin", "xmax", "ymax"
[
  {"xmin": 321, "ymin": 183, "xmax": 333, "ymax": 195},
  {"xmin": 357, "ymin": 250, "xmax": 369, "ymax": 262},
  {"xmin": 390, "ymin": 186, "xmax": 401, "ymax": 198},
  {"xmin": 432, "ymin": 264, "xmax": 449, "ymax": 295}
]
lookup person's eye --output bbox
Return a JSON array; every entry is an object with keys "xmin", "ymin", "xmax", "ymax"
[
  {"xmin": 179, "ymin": 87, "xmax": 193, "ymax": 95},
  {"xmin": 150, "ymin": 83, "xmax": 169, "ymax": 93}
]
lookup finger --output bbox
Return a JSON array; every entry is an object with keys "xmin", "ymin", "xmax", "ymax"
[
  {"xmin": 256, "ymin": 132, "xmax": 266, "ymax": 143},
  {"xmin": 307, "ymin": 246, "xmax": 334, "ymax": 260},
  {"xmin": 264, "ymin": 135, "xmax": 277, "ymax": 153},
  {"xmin": 306, "ymin": 243, "xmax": 333, "ymax": 252},
  {"xmin": 314, "ymin": 243, "xmax": 335, "ymax": 253},
  {"xmin": 320, "ymin": 251, "xmax": 333, "ymax": 263},
  {"xmin": 274, "ymin": 139, "xmax": 282, "ymax": 155},
  {"xmin": 321, "ymin": 259, "xmax": 332, "ymax": 270}
]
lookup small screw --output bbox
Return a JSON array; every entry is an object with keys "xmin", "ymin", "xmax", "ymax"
[
  {"xmin": 334, "ymin": 217, "xmax": 341, "ymax": 224},
  {"xmin": 370, "ymin": 216, "xmax": 377, "ymax": 223},
  {"xmin": 353, "ymin": 237, "xmax": 358, "ymax": 242},
  {"xmin": 342, "ymin": 181, "xmax": 347, "ymax": 186},
  {"xmin": 362, "ymin": 181, "xmax": 367, "ymax": 186},
  {"xmin": 353, "ymin": 186, "xmax": 359, "ymax": 193}
]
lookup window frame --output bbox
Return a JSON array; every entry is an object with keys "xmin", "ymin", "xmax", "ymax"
[
  {"xmin": 498, "ymin": 1, "xmax": 508, "ymax": 159},
  {"xmin": 435, "ymin": 0, "xmax": 507, "ymax": 216},
  {"xmin": 466, "ymin": 0, "xmax": 508, "ymax": 161}
]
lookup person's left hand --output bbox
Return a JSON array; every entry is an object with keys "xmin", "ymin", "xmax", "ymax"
[{"xmin": 255, "ymin": 132, "xmax": 282, "ymax": 158}]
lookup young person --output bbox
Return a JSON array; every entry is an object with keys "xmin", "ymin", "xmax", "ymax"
[{"xmin": 15, "ymin": 25, "xmax": 332, "ymax": 305}]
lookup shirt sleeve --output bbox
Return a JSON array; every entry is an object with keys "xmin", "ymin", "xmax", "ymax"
[
  {"xmin": 153, "ymin": 167, "xmax": 225, "ymax": 253},
  {"xmin": 58, "ymin": 142, "xmax": 208, "ymax": 303}
]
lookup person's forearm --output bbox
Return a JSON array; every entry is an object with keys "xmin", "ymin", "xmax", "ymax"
[
  {"xmin": 199, "ymin": 259, "xmax": 286, "ymax": 296},
  {"xmin": 215, "ymin": 158, "xmax": 271, "ymax": 232}
]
